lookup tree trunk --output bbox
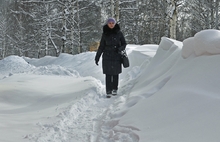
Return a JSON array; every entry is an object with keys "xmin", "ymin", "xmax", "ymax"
[
  {"xmin": 164, "ymin": 0, "xmax": 170, "ymax": 37},
  {"xmin": 115, "ymin": 0, "xmax": 120, "ymax": 21},
  {"xmin": 170, "ymin": 0, "xmax": 177, "ymax": 39},
  {"xmin": 0, "ymin": 13, "xmax": 7, "ymax": 58},
  {"xmin": 62, "ymin": 0, "xmax": 67, "ymax": 53},
  {"xmin": 2, "ymin": 37, "xmax": 6, "ymax": 58},
  {"xmin": 45, "ymin": 2, "xmax": 49, "ymax": 55},
  {"xmin": 70, "ymin": 0, "xmax": 75, "ymax": 54},
  {"xmin": 76, "ymin": 0, "xmax": 82, "ymax": 54},
  {"xmin": 111, "ymin": 0, "xmax": 114, "ymax": 17},
  {"xmin": 215, "ymin": 0, "xmax": 219, "ymax": 29},
  {"xmin": 211, "ymin": 0, "xmax": 214, "ymax": 28}
]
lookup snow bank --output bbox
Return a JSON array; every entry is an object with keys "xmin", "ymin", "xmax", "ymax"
[
  {"xmin": 24, "ymin": 52, "xmax": 105, "ymax": 82},
  {"xmin": 182, "ymin": 29, "xmax": 220, "ymax": 58},
  {"xmin": 0, "ymin": 56, "xmax": 34, "ymax": 78},
  {"xmin": 107, "ymin": 33, "xmax": 220, "ymax": 142},
  {"xmin": 29, "ymin": 65, "xmax": 80, "ymax": 77},
  {"xmin": 0, "ymin": 55, "xmax": 81, "ymax": 78}
]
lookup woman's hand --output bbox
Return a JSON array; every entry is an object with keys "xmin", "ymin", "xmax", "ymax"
[{"xmin": 95, "ymin": 60, "xmax": 99, "ymax": 66}]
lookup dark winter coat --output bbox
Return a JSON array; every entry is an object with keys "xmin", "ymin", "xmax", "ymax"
[{"xmin": 95, "ymin": 24, "xmax": 127, "ymax": 75}]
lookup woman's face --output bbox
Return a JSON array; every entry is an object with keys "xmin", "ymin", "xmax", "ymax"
[{"xmin": 107, "ymin": 22, "xmax": 115, "ymax": 29}]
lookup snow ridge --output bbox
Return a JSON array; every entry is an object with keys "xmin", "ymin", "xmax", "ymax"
[{"xmin": 29, "ymin": 65, "xmax": 80, "ymax": 77}]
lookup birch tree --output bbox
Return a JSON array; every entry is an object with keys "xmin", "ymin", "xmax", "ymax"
[
  {"xmin": 167, "ymin": 0, "xmax": 178, "ymax": 39},
  {"xmin": 115, "ymin": 0, "xmax": 120, "ymax": 21},
  {"xmin": 111, "ymin": 0, "xmax": 114, "ymax": 18},
  {"xmin": 0, "ymin": 10, "xmax": 9, "ymax": 58},
  {"xmin": 61, "ymin": 0, "xmax": 68, "ymax": 53},
  {"xmin": 215, "ymin": 0, "xmax": 219, "ymax": 29}
]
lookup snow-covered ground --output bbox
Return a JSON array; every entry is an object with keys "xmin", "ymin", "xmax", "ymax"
[{"xmin": 1, "ymin": 29, "xmax": 220, "ymax": 142}]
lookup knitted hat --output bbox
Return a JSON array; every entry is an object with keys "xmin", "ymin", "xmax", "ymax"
[{"xmin": 106, "ymin": 17, "xmax": 116, "ymax": 24}]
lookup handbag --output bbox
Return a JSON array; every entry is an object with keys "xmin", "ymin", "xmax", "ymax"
[{"xmin": 121, "ymin": 50, "xmax": 129, "ymax": 68}]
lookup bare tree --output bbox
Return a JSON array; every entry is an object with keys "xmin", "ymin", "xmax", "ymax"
[
  {"xmin": 0, "ymin": 10, "xmax": 9, "ymax": 58},
  {"xmin": 215, "ymin": 0, "xmax": 219, "ymax": 29}
]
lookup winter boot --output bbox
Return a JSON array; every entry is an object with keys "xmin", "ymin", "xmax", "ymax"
[
  {"xmin": 106, "ymin": 91, "xmax": 112, "ymax": 98},
  {"xmin": 112, "ymin": 89, "xmax": 117, "ymax": 96}
]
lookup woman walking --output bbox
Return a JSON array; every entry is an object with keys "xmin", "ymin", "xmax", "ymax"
[{"xmin": 95, "ymin": 18, "xmax": 127, "ymax": 98}]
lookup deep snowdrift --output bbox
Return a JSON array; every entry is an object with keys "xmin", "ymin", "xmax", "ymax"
[
  {"xmin": 1, "ymin": 29, "xmax": 220, "ymax": 142},
  {"xmin": 182, "ymin": 29, "xmax": 220, "ymax": 58},
  {"xmin": 118, "ymin": 34, "xmax": 220, "ymax": 142}
]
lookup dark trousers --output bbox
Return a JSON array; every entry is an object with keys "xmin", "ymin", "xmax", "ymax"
[{"xmin": 106, "ymin": 74, "xmax": 119, "ymax": 93}]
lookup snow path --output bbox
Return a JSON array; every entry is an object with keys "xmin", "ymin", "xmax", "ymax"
[
  {"xmin": 27, "ymin": 73, "xmax": 139, "ymax": 142},
  {"xmin": 27, "ymin": 89, "xmax": 138, "ymax": 142}
]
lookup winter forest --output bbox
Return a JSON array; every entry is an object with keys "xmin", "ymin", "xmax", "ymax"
[{"xmin": 0, "ymin": 0, "xmax": 219, "ymax": 59}]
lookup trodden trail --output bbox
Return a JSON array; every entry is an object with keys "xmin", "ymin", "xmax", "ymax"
[{"xmin": 28, "ymin": 75, "xmax": 139, "ymax": 142}]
